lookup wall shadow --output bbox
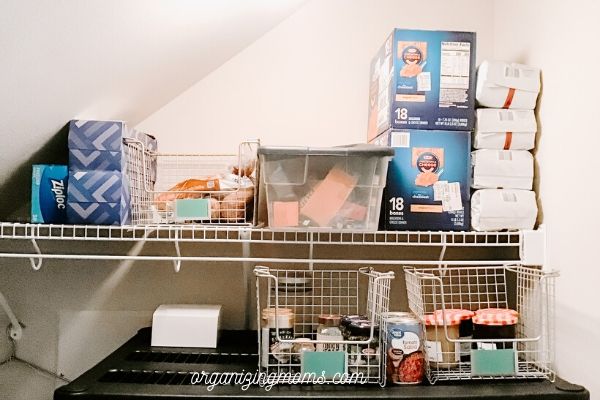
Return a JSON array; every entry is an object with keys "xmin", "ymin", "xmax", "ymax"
[{"xmin": 0, "ymin": 123, "xmax": 69, "ymax": 221}]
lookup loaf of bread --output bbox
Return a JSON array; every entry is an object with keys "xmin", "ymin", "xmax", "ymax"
[{"xmin": 219, "ymin": 187, "xmax": 254, "ymax": 221}]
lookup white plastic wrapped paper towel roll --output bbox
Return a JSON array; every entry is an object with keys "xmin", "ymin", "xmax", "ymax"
[
  {"xmin": 476, "ymin": 60, "xmax": 540, "ymax": 110},
  {"xmin": 474, "ymin": 108, "xmax": 537, "ymax": 150},
  {"xmin": 471, "ymin": 189, "xmax": 537, "ymax": 231},
  {"xmin": 472, "ymin": 149, "xmax": 534, "ymax": 190}
]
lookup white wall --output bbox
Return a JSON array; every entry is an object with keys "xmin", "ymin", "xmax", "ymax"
[
  {"xmin": 138, "ymin": 0, "xmax": 494, "ymax": 151},
  {"xmin": 0, "ymin": 0, "xmax": 305, "ymax": 190},
  {"xmin": 493, "ymin": 0, "xmax": 599, "ymax": 397}
]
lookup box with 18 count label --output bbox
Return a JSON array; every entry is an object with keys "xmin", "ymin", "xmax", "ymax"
[
  {"xmin": 371, "ymin": 130, "xmax": 470, "ymax": 231},
  {"xmin": 367, "ymin": 29, "xmax": 476, "ymax": 141}
]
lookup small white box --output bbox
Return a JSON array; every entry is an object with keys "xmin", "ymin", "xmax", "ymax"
[{"xmin": 151, "ymin": 304, "xmax": 221, "ymax": 348}]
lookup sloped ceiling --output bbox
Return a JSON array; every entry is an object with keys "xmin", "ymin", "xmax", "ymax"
[{"xmin": 0, "ymin": 0, "xmax": 306, "ymax": 218}]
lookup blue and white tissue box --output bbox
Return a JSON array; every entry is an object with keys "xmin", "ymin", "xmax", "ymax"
[
  {"xmin": 68, "ymin": 120, "xmax": 157, "ymax": 171},
  {"xmin": 67, "ymin": 170, "xmax": 131, "ymax": 225},
  {"xmin": 67, "ymin": 119, "xmax": 156, "ymax": 225}
]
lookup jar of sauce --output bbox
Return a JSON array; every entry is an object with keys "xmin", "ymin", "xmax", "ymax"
[
  {"xmin": 433, "ymin": 309, "xmax": 474, "ymax": 362},
  {"xmin": 423, "ymin": 313, "xmax": 461, "ymax": 368},
  {"xmin": 472, "ymin": 308, "xmax": 518, "ymax": 350}
]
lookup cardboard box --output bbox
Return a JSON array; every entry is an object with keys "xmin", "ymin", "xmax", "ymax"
[
  {"xmin": 67, "ymin": 170, "xmax": 131, "ymax": 225},
  {"xmin": 372, "ymin": 130, "xmax": 470, "ymax": 231},
  {"xmin": 367, "ymin": 29, "xmax": 476, "ymax": 141},
  {"xmin": 31, "ymin": 165, "xmax": 69, "ymax": 224},
  {"xmin": 151, "ymin": 304, "xmax": 222, "ymax": 348}
]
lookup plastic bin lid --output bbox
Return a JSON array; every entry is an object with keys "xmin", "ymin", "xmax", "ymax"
[{"xmin": 257, "ymin": 144, "xmax": 394, "ymax": 157}]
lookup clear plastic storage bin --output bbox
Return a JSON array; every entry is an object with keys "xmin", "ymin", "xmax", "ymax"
[{"xmin": 258, "ymin": 145, "xmax": 393, "ymax": 231}]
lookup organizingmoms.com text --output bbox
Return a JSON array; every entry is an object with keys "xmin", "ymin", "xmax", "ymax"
[{"xmin": 190, "ymin": 370, "xmax": 367, "ymax": 391}]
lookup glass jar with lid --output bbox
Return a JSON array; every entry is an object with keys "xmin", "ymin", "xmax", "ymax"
[
  {"xmin": 347, "ymin": 321, "xmax": 380, "ymax": 377},
  {"xmin": 261, "ymin": 308, "xmax": 295, "ymax": 367},
  {"xmin": 472, "ymin": 308, "xmax": 518, "ymax": 350},
  {"xmin": 316, "ymin": 314, "xmax": 343, "ymax": 351},
  {"xmin": 433, "ymin": 309, "xmax": 475, "ymax": 362},
  {"xmin": 423, "ymin": 313, "xmax": 461, "ymax": 368}
]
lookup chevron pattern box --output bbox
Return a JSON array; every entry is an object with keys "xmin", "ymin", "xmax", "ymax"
[
  {"xmin": 67, "ymin": 170, "xmax": 131, "ymax": 225},
  {"xmin": 67, "ymin": 119, "xmax": 156, "ymax": 225},
  {"xmin": 68, "ymin": 120, "xmax": 157, "ymax": 171}
]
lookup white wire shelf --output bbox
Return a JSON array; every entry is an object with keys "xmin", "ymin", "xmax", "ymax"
[
  {"xmin": 0, "ymin": 222, "xmax": 534, "ymax": 269},
  {"xmin": 0, "ymin": 223, "xmax": 520, "ymax": 246}
]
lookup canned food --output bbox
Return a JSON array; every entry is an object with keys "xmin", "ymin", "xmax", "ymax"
[{"xmin": 386, "ymin": 315, "xmax": 425, "ymax": 384}]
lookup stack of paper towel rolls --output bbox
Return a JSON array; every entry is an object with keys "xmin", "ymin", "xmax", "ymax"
[{"xmin": 471, "ymin": 60, "xmax": 541, "ymax": 231}]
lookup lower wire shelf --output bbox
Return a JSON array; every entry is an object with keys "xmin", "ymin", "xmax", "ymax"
[{"xmin": 54, "ymin": 327, "xmax": 589, "ymax": 399}]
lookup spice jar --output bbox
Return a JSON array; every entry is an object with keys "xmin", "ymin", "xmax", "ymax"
[
  {"xmin": 472, "ymin": 308, "xmax": 518, "ymax": 350},
  {"xmin": 274, "ymin": 276, "xmax": 312, "ymax": 336},
  {"xmin": 341, "ymin": 315, "xmax": 367, "ymax": 339},
  {"xmin": 316, "ymin": 314, "xmax": 343, "ymax": 351},
  {"xmin": 261, "ymin": 308, "xmax": 295, "ymax": 367},
  {"xmin": 347, "ymin": 321, "xmax": 380, "ymax": 377},
  {"xmin": 292, "ymin": 338, "xmax": 315, "ymax": 363},
  {"xmin": 423, "ymin": 313, "xmax": 461, "ymax": 368},
  {"xmin": 433, "ymin": 309, "xmax": 474, "ymax": 362}
]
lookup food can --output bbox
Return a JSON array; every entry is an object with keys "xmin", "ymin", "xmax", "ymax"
[{"xmin": 385, "ymin": 315, "xmax": 425, "ymax": 385}]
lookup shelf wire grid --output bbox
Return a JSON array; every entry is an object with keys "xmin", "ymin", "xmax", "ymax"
[
  {"xmin": 0, "ymin": 223, "xmax": 522, "ymax": 246},
  {"xmin": 404, "ymin": 265, "xmax": 557, "ymax": 383},
  {"xmin": 254, "ymin": 266, "xmax": 394, "ymax": 385}
]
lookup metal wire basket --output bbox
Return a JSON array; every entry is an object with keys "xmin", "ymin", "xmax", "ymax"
[
  {"xmin": 254, "ymin": 266, "xmax": 395, "ymax": 385},
  {"xmin": 404, "ymin": 265, "xmax": 557, "ymax": 384},
  {"xmin": 123, "ymin": 139, "xmax": 259, "ymax": 225}
]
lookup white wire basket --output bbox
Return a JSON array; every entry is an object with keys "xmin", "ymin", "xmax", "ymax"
[
  {"xmin": 404, "ymin": 265, "xmax": 557, "ymax": 384},
  {"xmin": 254, "ymin": 266, "xmax": 394, "ymax": 385},
  {"xmin": 123, "ymin": 139, "xmax": 259, "ymax": 225}
]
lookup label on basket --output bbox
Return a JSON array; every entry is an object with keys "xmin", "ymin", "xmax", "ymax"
[
  {"xmin": 301, "ymin": 351, "xmax": 347, "ymax": 379},
  {"xmin": 175, "ymin": 198, "xmax": 210, "ymax": 220},
  {"xmin": 425, "ymin": 340, "xmax": 444, "ymax": 362}
]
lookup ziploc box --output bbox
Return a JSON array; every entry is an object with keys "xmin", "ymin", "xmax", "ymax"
[
  {"xmin": 367, "ymin": 29, "xmax": 476, "ymax": 141},
  {"xmin": 67, "ymin": 120, "xmax": 156, "ymax": 225},
  {"xmin": 371, "ymin": 130, "xmax": 470, "ymax": 231},
  {"xmin": 31, "ymin": 165, "xmax": 69, "ymax": 223}
]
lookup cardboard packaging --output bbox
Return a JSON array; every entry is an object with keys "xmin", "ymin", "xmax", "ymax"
[
  {"xmin": 471, "ymin": 189, "xmax": 537, "ymax": 231},
  {"xmin": 367, "ymin": 29, "xmax": 476, "ymax": 141},
  {"xmin": 476, "ymin": 60, "xmax": 541, "ymax": 110},
  {"xmin": 151, "ymin": 304, "xmax": 222, "ymax": 348},
  {"xmin": 31, "ymin": 165, "xmax": 69, "ymax": 224},
  {"xmin": 67, "ymin": 119, "xmax": 157, "ymax": 225},
  {"xmin": 471, "ymin": 149, "xmax": 534, "ymax": 190},
  {"xmin": 474, "ymin": 108, "xmax": 537, "ymax": 150},
  {"xmin": 372, "ymin": 130, "xmax": 470, "ymax": 231}
]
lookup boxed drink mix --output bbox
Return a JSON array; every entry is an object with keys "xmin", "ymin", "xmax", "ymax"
[{"xmin": 367, "ymin": 29, "xmax": 476, "ymax": 141}]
